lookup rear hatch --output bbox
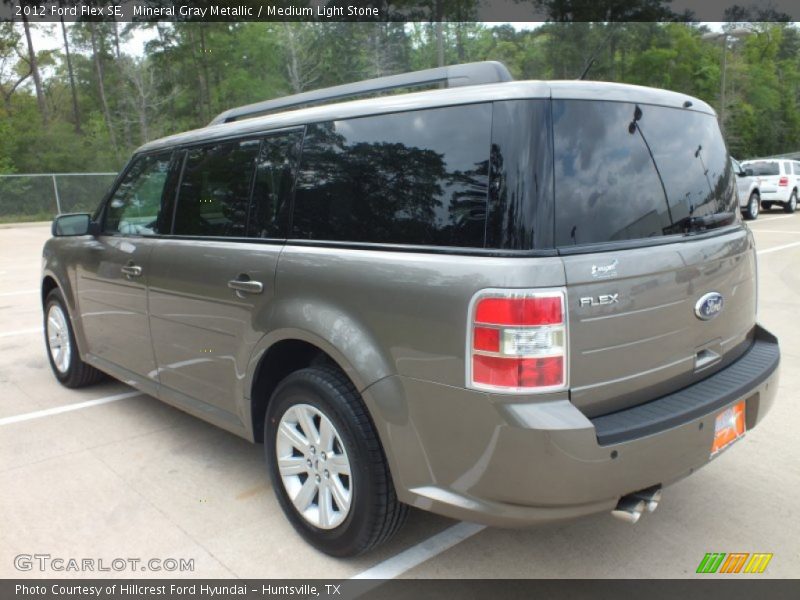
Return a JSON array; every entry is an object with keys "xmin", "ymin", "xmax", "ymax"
[
  {"xmin": 551, "ymin": 97, "xmax": 756, "ymax": 417},
  {"xmin": 744, "ymin": 160, "xmax": 781, "ymax": 194}
]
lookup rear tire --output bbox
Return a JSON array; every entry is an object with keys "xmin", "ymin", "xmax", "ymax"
[
  {"xmin": 785, "ymin": 190, "xmax": 798, "ymax": 214},
  {"xmin": 743, "ymin": 192, "xmax": 759, "ymax": 220},
  {"xmin": 44, "ymin": 289, "xmax": 104, "ymax": 388},
  {"xmin": 264, "ymin": 366, "xmax": 408, "ymax": 557}
]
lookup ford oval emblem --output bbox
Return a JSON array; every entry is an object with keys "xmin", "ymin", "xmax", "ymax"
[{"xmin": 695, "ymin": 292, "xmax": 724, "ymax": 321}]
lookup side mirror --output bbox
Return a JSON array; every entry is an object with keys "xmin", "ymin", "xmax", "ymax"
[{"xmin": 52, "ymin": 213, "xmax": 99, "ymax": 237}]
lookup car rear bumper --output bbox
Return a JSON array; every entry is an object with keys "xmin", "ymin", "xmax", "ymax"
[
  {"xmin": 760, "ymin": 190, "xmax": 792, "ymax": 202},
  {"xmin": 365, "ymin": 325, "xmax": 780, "ymax": 527}
]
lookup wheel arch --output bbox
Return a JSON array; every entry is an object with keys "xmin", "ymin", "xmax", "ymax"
[{"xmin": 246, "ymin": 329, "xmax": 389, "ymax": 443}]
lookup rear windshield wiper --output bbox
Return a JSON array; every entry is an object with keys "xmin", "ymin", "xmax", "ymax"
[{"xmin": 666, "ymin": 212, "xmax": 737, "ymax": 235}]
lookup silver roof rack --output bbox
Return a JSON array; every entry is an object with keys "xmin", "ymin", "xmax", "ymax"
[{"xmin": 208, "ymin": 61, "xmax": 513, "ymax": 126}]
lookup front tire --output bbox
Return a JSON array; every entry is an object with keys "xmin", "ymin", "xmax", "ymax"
[
  {"xmin": 44, "ymin": 289, "xmax": 104, "ymax": 388},
  {"xmin": 264, "ymin": 367, "xmax": 408, "ymax": 556},
  {"xmin": 744, "ymin": 192, "xmax": 759, "ymax": 220},
  {"xmin": 785, "ymin": 190, "xmax": 798, "ymax": 214}
]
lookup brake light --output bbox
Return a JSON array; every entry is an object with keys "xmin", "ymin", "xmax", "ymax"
[
  {"xmin": 779, "ymin": 176, "xmax": 789, "ymax": 186},
  {"xmin": 468, "ymin": 290, "xmax": 567, "ymax": 392}
]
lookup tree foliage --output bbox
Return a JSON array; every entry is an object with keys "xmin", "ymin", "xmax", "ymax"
[{"xmin": 0, "ymin": 20, "xmax": 798, "ymax": 174}]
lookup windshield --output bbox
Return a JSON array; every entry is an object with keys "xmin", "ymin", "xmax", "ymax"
[
  {"xmin": 744, "ymin": 161, "xmax": 780, "ymax": 176},
  {"xmin": 553, "ymin": 100, "xmax": 737, "ymax": 246}
]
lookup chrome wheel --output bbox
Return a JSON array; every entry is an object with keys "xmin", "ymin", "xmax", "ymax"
[
  {"xmin": 46, "ymin": 304, "xmax": 71, "ymax": 374},
  {"xmin": 276, "ymin": 403, "xmax": 352, "ymax": 530}
]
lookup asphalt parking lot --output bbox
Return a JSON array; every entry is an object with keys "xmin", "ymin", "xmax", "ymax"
[{"xmin": 1, "ymin": 216, "xmax": 798, "ymax": 580}]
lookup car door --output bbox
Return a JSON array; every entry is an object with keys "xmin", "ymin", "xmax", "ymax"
[
  {"xmin": 77, "ymin": 151, "xmax": 177, "ymax": 390},
  {"xmin": 147, "ymin": 131, "xmax": 303, "ymax": 432}
]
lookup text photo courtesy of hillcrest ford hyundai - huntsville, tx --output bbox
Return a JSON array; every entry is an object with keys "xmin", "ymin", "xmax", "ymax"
[{"xmin": 1, "ymin": 5, "xmax": 800, "ymax": 596}]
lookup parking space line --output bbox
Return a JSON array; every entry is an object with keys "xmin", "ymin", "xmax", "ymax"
[
  {"xmin": 0, "ymin": 391, "xmax": 142, "ymax": 426},
  {"xmin": 350, "ymin": 522, "xmax": 486, "ymax": 580},
  {"xmin": 757, "ymin": 241, "xmax": 800, "ymax": 256},
  {"xmin": 0, "ymin": 327, "xmax": 41, "ymax": 338},
  {"xmin": 749, "ymin": 215, "xmax": 795, "ymax": 224},
  {"xmin": 750, "ymin": 230, "xmax": 800, "ymax": 234},
  {"xmin": 0, "ymin": 289, "xmax": 37, "ymax": 297}
]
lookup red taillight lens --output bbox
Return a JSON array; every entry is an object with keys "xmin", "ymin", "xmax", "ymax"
[
  {"xmin": 469, "ymin": 290, "xmax": 567, "ymax": 392},
  {"xmin": 473, "ymin": 356, "xmax": 564, "ymax": 388},
  {"xmin": 779, "ymin": 176, "xmax": 789, "ymax": 186},
  {"xmin": 475, "ymin": 296, "xmax": 563, "ymax": 325}
]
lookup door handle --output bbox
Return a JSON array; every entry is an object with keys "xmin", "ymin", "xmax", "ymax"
[
  {"xmin": 227, "ymin": 278, "xmax": 263, "ymax": 296},
  {"xmin": 121, "ymin": 265, "xmax": 142, "ymax": 278}
]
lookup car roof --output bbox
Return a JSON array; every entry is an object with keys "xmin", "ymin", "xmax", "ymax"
[{"xmin": 136, "ymin": 80, "xmax": 715, "ymax": 155}]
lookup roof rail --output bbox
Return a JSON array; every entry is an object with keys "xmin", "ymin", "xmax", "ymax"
[{"xmin": 208, "ymin": 61, "xmax": 513, "ymax": 126}]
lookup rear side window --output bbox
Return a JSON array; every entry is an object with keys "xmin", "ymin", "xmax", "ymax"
[
  {"xmin": 746, "ymin": 161, "xmax": 780, "ymax": 176},
  {"xmin": 553, "ymin": 100, "xmax": 735, "ymax": 247},
  {"xmin": 174, "ymin": 139, "xmax": 261, "ymax": 237},
  {"xmin": 292, "ymin": 104, "xmax": 491, "ymax": 247},
  {"xmin": 248, "ymin": 130, "xmax": 303, "ymax": 239}
]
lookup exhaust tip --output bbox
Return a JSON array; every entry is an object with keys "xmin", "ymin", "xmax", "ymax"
[
  {"xmin": 611, "ymin": 498, "xmax": 646, "ymax": 524},
  {"xmin": 633, "ymin": 486, "xmax": 663, "ymax": 513}
]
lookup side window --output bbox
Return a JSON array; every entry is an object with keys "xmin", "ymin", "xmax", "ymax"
[
  {"xmin": 173, "ymin": 139, "xmax": 261, "ymax": 237},
  {"xmin": 104, "ymin": 152, "xmax": 172, "ymax": 236},
  {"xmin": 292, "ymin": 104, "xmax": 492, "ymax": 247},
  {"xmin": 248, "ymin": 130, "xmax": 303, "ymax": 238}
]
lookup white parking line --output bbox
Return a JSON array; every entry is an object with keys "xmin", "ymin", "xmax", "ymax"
[
  {"xmin": 750, "ymin": 230, "xmax": 800, "ymax": 235},
  {"xmin": 0, "ymin": 327, "xmax": 41, "ymax": 338},
  {"xmin": 757, "ymin": 241, "xmax": 800, "ymax": 256},
  {"xmin": 749, "ymin": 215, "xmax": 796, "ymax": 224},
  {"xmin": 350, "ymin": 522, "xmax": 486, "ymax": 580},
  {"xmin": 0, "ymin": 391, "xmax": 142, "ymax": 426},
  {"xmin": 0, "ymin": 289, "xmax": 37, "ymax": 297}
]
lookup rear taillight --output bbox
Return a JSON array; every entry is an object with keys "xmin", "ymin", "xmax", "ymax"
[
  {"xmin": 467, "ymin": 289, "xmax": 567, "ymax": 393},
  {"xmin": 779, "ymin": 176, "xmax": 789, "ymax": 186}
]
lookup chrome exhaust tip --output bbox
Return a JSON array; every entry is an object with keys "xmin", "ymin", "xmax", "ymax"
[
  {"xmin": 611, "ymin": 497, "xmax": 646, "ymax": 524},
  {"xmin": 633, "ymin": 486, "xmax": 663, "ymax": 513}
]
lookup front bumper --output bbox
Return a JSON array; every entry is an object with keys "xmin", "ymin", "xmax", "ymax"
[{"xmin": 364, "ymin": 325, "xmax": 780, "ymax": 527}]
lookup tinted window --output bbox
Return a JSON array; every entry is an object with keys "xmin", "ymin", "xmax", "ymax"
[
  {"xmin": 248, "ymin": 131, "xmax": 303, "ymax": 238},
  {"xmin": 292, "ymin": 104, "xmax": 491, "ymax": 247},
  {"xmin": 104, "ymin": 152, "xmax": 172, "ymax": 236},
  {"xmin": 486, "ymin": 100, "xmax": 553, "ymax": 250},
  {"xmin": 553, "ymin": 100, "xmax": 736, "ymax": 246},
  {"xmin": 746, "ymin": 161, "xmax": 780, "ymax": 176},
  {"xmin": 174, "ymin": 139, "xmax": 261, "ymax": 237}
]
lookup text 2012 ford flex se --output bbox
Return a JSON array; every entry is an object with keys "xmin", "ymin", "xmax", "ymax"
[{"xmin": 42, "ymin": 62, "xmax": 780, "ymax": 556}]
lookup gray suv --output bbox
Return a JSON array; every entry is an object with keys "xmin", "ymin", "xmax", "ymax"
[{"xmin": 42, "ymin": 62, "xmax": 780, "ymax": 556}]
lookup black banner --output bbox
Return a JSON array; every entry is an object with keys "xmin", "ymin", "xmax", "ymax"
[{"xmin": 1, "ymin": 0, "xmax": 799, "ymax": 23}]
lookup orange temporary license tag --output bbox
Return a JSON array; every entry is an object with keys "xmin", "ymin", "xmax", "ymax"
[{"xmin": 711, "ymin": 401, "xmax": 746, "ymax": 457}]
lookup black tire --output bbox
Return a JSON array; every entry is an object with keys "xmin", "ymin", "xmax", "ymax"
[
  {"xmin": 762, "ymin": 201, "xmax": 774, "ymax": 211},
  {"xmin": 264, "ymin": 366, "xmax": 408, "ymax": 557},
  {"xmin": 743, "ymin": 191, "xmax": 759, "ymax": 220},
  {"xmin": 44, "ymin": 288, "xmax": 104, "ymax": 388},
  {"xmin": 784, "ymin": 190, "xmax": 798, "ymax": 214}
]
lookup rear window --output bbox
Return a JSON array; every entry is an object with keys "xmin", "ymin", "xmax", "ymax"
[
  {"xmin": 745, "ymin": 161, "xmax": 780, "ymax": 176},
  {"xmin": 553, "ymin": 100, "xmax": 736, "ymax": 247},
  {"xmin": 292, "ymin": 104, "xmax": 491, "ymax": 247}
]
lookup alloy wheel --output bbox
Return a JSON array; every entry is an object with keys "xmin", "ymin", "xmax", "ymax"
[
  {"xmin": 275, "ymin": 403, "xmax": 353, "ymax": 529},
  {"xmin": 46, "ymin": 304, "xmax": 71, "ymax": 374}
]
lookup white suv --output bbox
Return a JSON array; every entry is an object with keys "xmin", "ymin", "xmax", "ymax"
[
  {"xmin": 742, "ymin": 158, "xmax": 799, "ymax": 213},
  {"xmin": 732, "ymin": 158, "xmax": 761, "ymax": 220}
]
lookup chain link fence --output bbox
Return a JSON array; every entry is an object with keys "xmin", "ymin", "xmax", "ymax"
[{"xmin": 0, "ymin": 173, "xmax": 117, "ymax": 223}]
